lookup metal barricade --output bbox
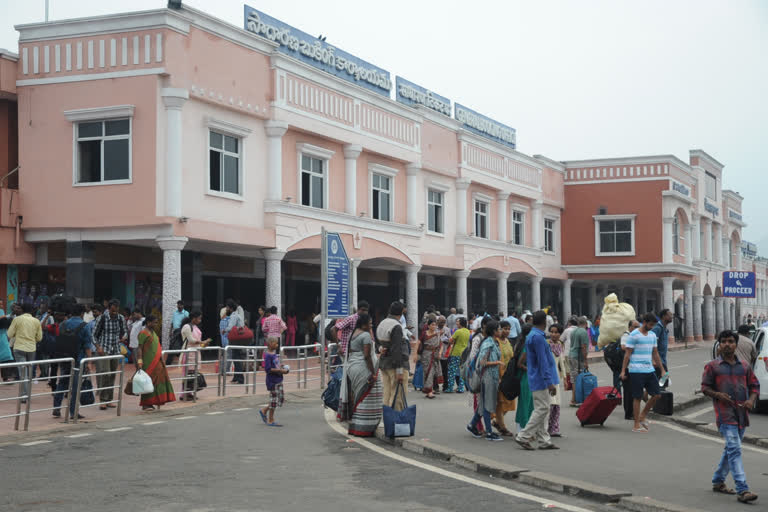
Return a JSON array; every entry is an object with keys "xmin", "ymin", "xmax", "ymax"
[
  {"xmin": 195, "ymin": 346, "xmax": 224, "ymax": 396},
  {"xmin": 161, "ymin": 349, "xmax": 199, "ymax": 402},
  {"xmin": 326, "ymin": 342, "xmax": 341, "ymax": 375},
  {"xmin": 73, "ymin": 355, "xmax": 125, "ymax": 424},
  {"xmin": 280, "ymin": 344, "xmax": 322, "ymax": 390},
  {"xmin": 0, "ymin": 357, "xmax": 76, "ymax": 431},
  {"xmin": 221, "ymin": 345, "xmax": 266, "ymax": 396}
]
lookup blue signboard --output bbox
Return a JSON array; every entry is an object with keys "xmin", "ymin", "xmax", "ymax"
[
  {"xmin": 325, "ymin": 232, "xmax": 350, "ymax": 317},
  {"xmin": 244, "ymin": 5, "xmax": 392, "ymax": 96},
  {"xmin": 455, "ymin": 103, "xmax": 516, "ymax": 149},
  {"xmin": 722, "ymin": 271, "xmax": 756, "ymax": 298},
  {"xmin": 396, "ymin": 77, "xmax": 451, "ymax": 116}
]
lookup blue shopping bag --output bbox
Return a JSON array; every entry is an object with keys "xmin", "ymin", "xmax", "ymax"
[
  {"xmin": 412, "ymin": 361, "xmax": 424, "ymax": 390},
  {"xmin": 382, "ymin": 383, "xmax": 416, "ymax": 438}
]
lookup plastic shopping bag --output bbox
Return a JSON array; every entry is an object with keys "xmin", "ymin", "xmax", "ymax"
[
  {"xmin": 597, "ymin": 293, "xmax": 636, "ymax": 348},
  {"xmin": 131, "ymin": 369, "xmax": 154, "ymax": 395}
]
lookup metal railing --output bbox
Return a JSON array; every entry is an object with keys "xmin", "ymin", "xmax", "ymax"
[
  {"xmin": 0, "ymin": 357, "xmax": 76, "ymax": 431},
  {"xmin": 72, "ymin": 355, "xmax": 125, "ymax": 424},
  {"xmin": 221, "ymin": 345, "xmax": 266, "ymax": 396},
  {"xmin": 280, "ymin": 344, "xmax": 322, "ymax": 390},
  {"xmin": 162, "ymin": 349, "xmax": 200, "ymax": 402},
  {"xmin": 196, "ymin": 346, "xmax": 224, "ymax": 396}
]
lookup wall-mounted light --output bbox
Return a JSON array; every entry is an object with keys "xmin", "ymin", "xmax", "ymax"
[
  {"xmin": 17, "ymin": 215, "xmax": 23, "ymax": 225},
  {"xmin": 359, "ymin": 211, "xmax": 366, "ymax": 217},
  {"xmin": 284, "ymin": 196, "xmax": 292, "ymax": 202},
  {"xmin": 178, "ymin": 216, "xmax": 189, "ymax": 224}
]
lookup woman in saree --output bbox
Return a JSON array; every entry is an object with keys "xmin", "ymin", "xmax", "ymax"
[
  {"xmin": 135, "ymin": 315, "xmax": 176, "ymax": 411},
  {"xmin": 343, "ymin": 313, "xmax": 382, "ymax": 437},
  {"xmin": 492, "ymin": 320, "xmax": 517, "ymax": 436},
  {"xmin": 515, "ymin": 324, "xmax": 534, "ymax": 430},
  {"xmin": 419, "ymin": 318, "xmax": 442, "ymax": 399},
  {"xmin": 466, "ymin": 320, "xmax": 504, "ymax": 441}
]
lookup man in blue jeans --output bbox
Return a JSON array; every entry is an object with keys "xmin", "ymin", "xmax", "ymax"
[
  {"xmin": 701, "ymin": 330, "xmax": 759, "ymax": 503},
  {"xmin": 52, "ymin": 304, "xmax": 95, "ymax": 419}
]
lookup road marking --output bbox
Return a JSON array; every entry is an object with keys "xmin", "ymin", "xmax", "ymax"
[
  {"xmin": 205, "ymin": 411, "xmax": 225, "ymax": 415},
  {"xmin": 655, "ymin": 422, "xmax": 768, "ymax": 455},
  {"xmin": 175, "ymin": 416, "xmax": 197, "ymax": 420},
  {"xmin": 233, "ymin": 407, "xmax": 252, "ymax": 411},
  {"xmin": 669, "ymin": 364, "xmax": 689, "ymax": 369},
  {"xmin": 105, "ymin": 427, "xmax": 132, "ymax": 432},
  {"xmin": 323, "ymin": 409, "xmax": 593, "ymax": 512},
  {"xmin": 67, "ymin": 433, "xmax": 92, "ymax": 438},
  {"xmin": 142, "ymin": 420, "xmax": 166, "ymax": 425},
  {"xmin": 21, "ymin": 440, "xmax": 51, "ymax": 446},
  {"xmin": 683, "ymin": 407, "xmax": 712, "ymax": 419}
]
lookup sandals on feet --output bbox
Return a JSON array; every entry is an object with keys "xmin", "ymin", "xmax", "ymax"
[
  {"xmin": 632, "ymin": 426, "xmax": 648, "ymax": 433},
  {"xmin": 737, "ymin": 491, "xmax": 758, "ymax": 503},
  {"xmin": 712, "ymin": 483, "xmax": 736, "ymax": 495}
]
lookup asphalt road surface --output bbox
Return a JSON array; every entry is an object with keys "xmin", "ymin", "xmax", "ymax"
[{"xmin": 1, "ymin": 395, "xmax": 614, "ymax": 512}]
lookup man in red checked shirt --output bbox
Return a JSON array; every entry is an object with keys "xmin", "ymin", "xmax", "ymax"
[
  {"xmin": 701, "ymin": 330, "xmax": 760, "ymax": 504},
  {"xmin": 331, "ymin": 301, "xmax": 369, "ymax": 358},
  {"xmin": 262, "ymin": 306, "xmax": 287, "ymax": 339}
]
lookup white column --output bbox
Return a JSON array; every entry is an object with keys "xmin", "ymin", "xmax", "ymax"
[
  {"xmin": 713, "ymin": 223, "xmax": 722, "ymax": 264},
  {"xmin": 405, "ymin": 265, "xmax": 421, "ymax": 329},
  {"xmin": 640, "ymin": 288, "xmax": 648, "ymax": 315},
  {"xmin": 684, "ymin": 224, "xmax": 694, "ymax": 266},
  {"xmin": 704, "ymin": 219, "xmax": 713, "ymax": 261},
  {"xmin": 631, "ymin": 287, "xmax": 639, "ymax": 311},
  {"xmin": 161, "ymin": 88, "xmax": 188, "ymax": 218},
  {"xmin": 703, "ymin": 295, "xmax": 715, "ymax": 340},
  {"xmin": 715, "ymin": 297, "xmax": 725, "ymax": 334},
  {"xmin": 157, "ymin": 236, "xmax": 188, "ymax": 349},
  {"xmin": 661, "ymin": 277, "xmax": 675, "ymax": 312},
  {"xmin": 351, "ymin": 258, "xmax": 361, "ymax": 310},
  {"xmin": 497, "ymin": 272, "xmax": 510, "ymax": 317},
  {"xmin": 734, "ymin": 239, "xmax": 742, "ymax": 270},
  {"xmin": 264, "ymin": 249, "xmax": 286, "ymax": 315},
  {"xmin": 497, "ymin": 192, "xmax": 509, "ymax": 242},
  {"xmin": 722, "ymin": 237, "xmax": 731, "ymax": 268},
  {"xmin": 693, "ymin": 294, "xmax": 703, "ymax": 340},
  {"xmin": 662, "ymin": 217, "xmax": 674, "ymax": 263},
  {"xmin": 455, "ymin": 178, "xmax": 471, "ymax": 236},
  {"xmin": 406, "ymin": 164, "xmax": 421, "ymax": 226},
  {"xmin": 531, "ymin": 200, "xmax": 543, "ymax": 250},
  {"xmin": 691, "ymin": 213, "xmax": 701, "ymax": 261},
  {"xmin": 343, "ymin": 144, "xmax": 362, "ymax": 216},
  {"xmin": 730, "ymin": 301, "xmax": 736, "ymax": 330},
  {"xmin": 563, "ymin": 279, "xmax": 573, "ymax": 321},
  {"xmin": 683, "ymin": 281, "xmax": 694, "ymax": 342},
  {"xmin": 265, "ymin": 120, "xmax": 289, "ymax": 201},
  {"xmin": 455, "ymin": 270, "xmax": 470, "ymax": 314},
  {"xmin": 531, "ymin": 275, "xmax": 542, "ymax": 311},
  {"xmin": 588, "ymin": 283, "xmax": 597, "ymax": 319}
]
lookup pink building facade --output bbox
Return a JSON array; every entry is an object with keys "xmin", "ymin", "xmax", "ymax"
[{"xmin": 0, "ymin": 4, "xmax": 761, "ymax": 341}]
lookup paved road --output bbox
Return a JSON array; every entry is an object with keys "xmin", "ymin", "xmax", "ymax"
[{"xmin": 0, "ymin": 395, "xmax": 613, "ymax": 512}]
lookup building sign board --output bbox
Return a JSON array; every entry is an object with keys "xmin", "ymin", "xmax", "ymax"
[
  {"xmin": 244, "ymin": 5, "xmax": 392, "ymax": 96},
  {"xmin": 722, "ymin": 271, "xmax": 755, "ymax": 298},
  {"xmin": 395, "ymin": 77, "xmax": 451, "ymax": 116},
  {"xmin": 455, "ymin": 103, "xmax": 516, "ymax": 149},
  {"xmin": 322, "ymin": 230, "xmax": 351, "ymax": 318}
]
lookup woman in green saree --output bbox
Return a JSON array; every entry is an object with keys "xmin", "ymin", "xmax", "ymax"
[{"xmin": 135, "ymin": 315, "xmax": 176, "ymax": 410}]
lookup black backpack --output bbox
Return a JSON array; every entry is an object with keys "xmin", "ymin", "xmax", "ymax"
[
  {"xmin": 54, "ymin": 322, "xmax": 86, "ymax": 359},
  {"xmin": 603, "ymin": 339, "xmax": 624, "ymax": 373}
]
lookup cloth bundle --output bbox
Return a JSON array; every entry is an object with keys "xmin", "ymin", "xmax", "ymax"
[{"xmin": 597, "ymin": 293, "xmax": 636, "ymax": 348}]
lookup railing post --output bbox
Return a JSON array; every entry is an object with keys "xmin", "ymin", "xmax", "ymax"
[
  {"xmin": 221, "ymin": 347, "xmax": 228, "ymax": 396},
  {"xmin": 303, "ymin": 347, "xmax": 308, "ymax": 389},
  {"xmin": 64, "ymin": 362, "xmax": 75, "ymax": 423},
  {"xmin": 192, "ymin": 350, "xmax": 199, "ymax": 402},
  {"xmin": 251, "ymin": 348, "xmax": 257, "ymax": 394},
  {"xmin": 320, "ymin": 342, "xmax": 326, "ymax": 389},
  {"xmin": 217, "ymin": 347, "xmax": 223, "ymax": 397},
  {"xmin": 73, "ymin": 367, "xmax": 84, "ymax": 424},
  {"xmin": 116, "ymin": 358, "xmax": 124, "ymax": 417},
  {"xmin": 23, "ymin": 367, "xmax": 32, "ymax": 431}
]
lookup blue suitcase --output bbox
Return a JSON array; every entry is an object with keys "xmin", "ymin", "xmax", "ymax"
[{"xmin": 575, "ymin": 370, "xmax": 598, "ymax": 404}]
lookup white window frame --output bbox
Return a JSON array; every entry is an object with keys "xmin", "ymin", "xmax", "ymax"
[
  {"xmin": 512, "ymin": 209, "xmax": 525, "ymax": 246},
  {"xmin": 544, "ymin": 217, "xmax": 556, "ymax": 253},
  {"xmin": 593, "ymin": 214, "xmax": 636, "ymax": 256},
  {"xmin": 297, "ymin": 142, "xmax": 334, "ymax": 210},
  {"xmin": 426, "ymin": 182, "xmax": 448, "ymax": 235},
  {"xmin": 65, "ymin": 105, "xmax": 135, "ymax": 187},
  {"xmin": 205, "ymin": 118, "xmax": 251, "ymax": 201},
  {"xmin": 473, "ymin": 196, "xmax": 490, "ymax": 239},
  {"xmin": 368, "ymin": 163, "xmax": 399, "ymax": 223}
]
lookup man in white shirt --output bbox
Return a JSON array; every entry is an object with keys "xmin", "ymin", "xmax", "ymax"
[{"xmin": 129, "ymin": 311, "xmax": 146, "ymax": 350}]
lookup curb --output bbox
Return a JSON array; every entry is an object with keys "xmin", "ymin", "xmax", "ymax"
[{"xmin": 373, "ymin": 427, "xmax": 685, "ymax": 509}]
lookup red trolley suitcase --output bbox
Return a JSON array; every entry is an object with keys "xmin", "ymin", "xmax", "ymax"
[{"xmin": 576, "ymin": 386, "xmax": 622, "ymax": 427}]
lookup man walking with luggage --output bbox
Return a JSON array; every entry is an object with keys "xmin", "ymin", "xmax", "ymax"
[
  {"xmin": 701, "ymin": 330, "xmax": 759, "ymax": 503},
  {"xmin": 515, "ymin": 311, "xmax": 560, "ymax": 450},
  {"xmin": 620, "ymin": 313, "xmax": 664, "ymax": 433}
]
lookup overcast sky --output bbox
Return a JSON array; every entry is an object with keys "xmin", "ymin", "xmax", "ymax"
[{"xmin": 2, "ymin": 1, "xmax": 766, "ymax": 246}]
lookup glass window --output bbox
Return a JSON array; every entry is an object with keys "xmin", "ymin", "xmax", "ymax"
[
  {"xmin": 544, "ymin": 218, "xmax": 555, "ymax": 252},
  {"xmin": 75, "ymin": 119, "xmax": 130, "ymax": 183},
  {"xmin": 301, "ymin": 154, "xmax": 325, "ymax": 208},
  {"xmin": 427, "ymin": 190, "xmax": 443, "ymax": 233},
  {"xmin": 474, "ymin": 200, "xmax": 488, "ymax": 239},
  {"xmin": 512, "ymin": 210, "xmax": 524, "ymax": 245},
  {"xmin": 371, "ymin": 173, "xmax": 392, "ymax": 221},
  {"xmin": 705, "ymin": 172, "xmax": 717, "ymax": 200},
  {"xmin": 208, "ymin": 131, "xmax": 241, "ymax": 195},
  {"xmin": 598, "ymin": 219, "xmax": 633, "ymax": 254},
  {"xmin": 672, "ymin": 217, "xmax": 680, "ymax": 255}
]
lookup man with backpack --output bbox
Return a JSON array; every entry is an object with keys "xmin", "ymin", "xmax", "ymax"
[{"xmin": 52, "ymin": 304, "xmax": 95, "ymax": 419}]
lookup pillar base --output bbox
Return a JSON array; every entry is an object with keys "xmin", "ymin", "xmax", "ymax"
[
  {"xmin": 703, "ymin": 334, "xmax": 715, "ymax": 341},
  {"xmin": 684, "ymin": 336, "xmax": 695, "ymax": 343},
  {"xmin": 694, "ymin": 335, "xmax": 703, "ymax": 342}
]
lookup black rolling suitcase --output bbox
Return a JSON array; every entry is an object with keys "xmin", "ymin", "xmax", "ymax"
[{"xmin": 653, "ymin": 390, "xmax": 673, "ymax": 415}]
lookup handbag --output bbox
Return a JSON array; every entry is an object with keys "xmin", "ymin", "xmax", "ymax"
[
  {"xmin": 412, "ymin": 361, "xmax": 424, "ymax": 390},
  {"xmin": 382, "ymin": 383, "xmax": 416, "ymax": 438},
  {"xmin": 564, "ymin": 373, "xmax": 573, "ymax": 391},
  {"xmin": 228, "ymin": 325, "xmax": 254, "ymax": 343},
  {"xmin": 184, "ymin": 371, "xmax": 207, "ymax": 391},
  {"xmin": 80, "ymin": 373, "xmax": 95, "ymax": 405}
]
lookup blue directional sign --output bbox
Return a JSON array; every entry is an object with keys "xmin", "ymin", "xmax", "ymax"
[
  {"xmin": 722, "ymin": 271, "xmax": 756, "ymax": 298},
  {"xmin": 325, "ymin": 231, "xmax": 350, "ymax": 317}
]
